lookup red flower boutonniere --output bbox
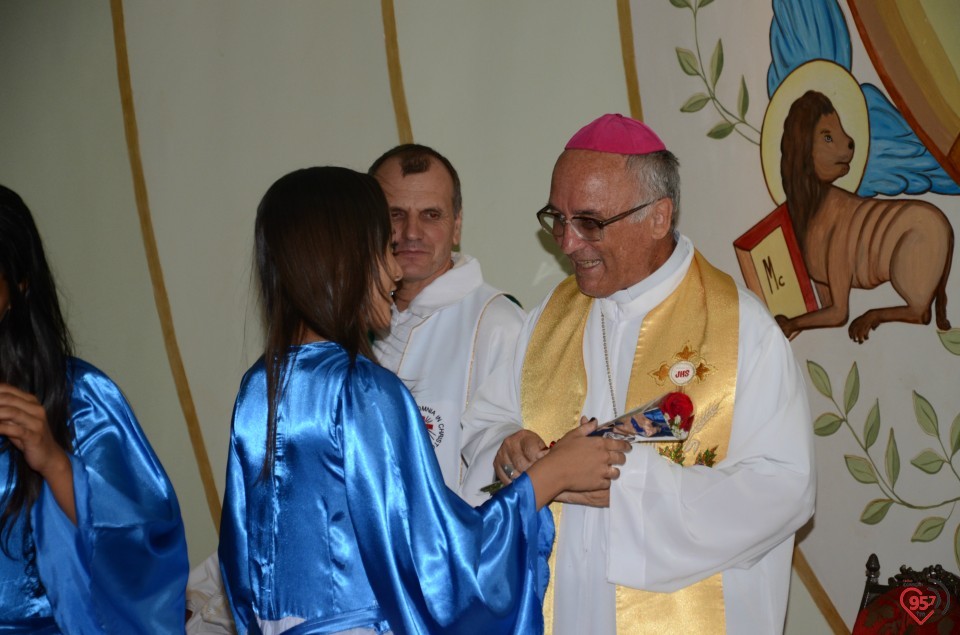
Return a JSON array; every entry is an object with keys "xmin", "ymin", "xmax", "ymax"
[{"xmin": 659, "ymin": 392, "xmax": 694, "ymax": 436}]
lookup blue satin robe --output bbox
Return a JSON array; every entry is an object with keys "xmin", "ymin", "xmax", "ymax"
[
  {"xmin": 219, "ymin": 342, "xmax": 552, "ymax": 635},
  {"xmin": 0, "ymin": 358, "xmax": 189, "ymax": 634}
]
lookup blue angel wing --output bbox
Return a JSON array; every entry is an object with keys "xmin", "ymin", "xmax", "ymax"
[
  {"xmin": 858, "ymin": 85, "xmax": 960, "ymax": 196},
  {"xmin": 767, "ymin": 0, "xmax": 851, "ymax": 97}
]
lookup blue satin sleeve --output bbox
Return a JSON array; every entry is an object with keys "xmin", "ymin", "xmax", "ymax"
[
  {"xmin": 218, "ymin": 434, "xmax": 253, "ymax": 633},
  {"xmin": 30, "ymin": 358, "xmax": 189, "ymax": 634},
  {"xmin": 341, "ymin": 362, "xmax": 552, "ymax": 634}
]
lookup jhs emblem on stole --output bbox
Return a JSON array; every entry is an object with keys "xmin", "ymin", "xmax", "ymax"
[
  {"xmin": 650, "ymin": 344, "xmax": 713, "ymax": 387},
  {"xmin": 420, "ymin": 405, "xmax": 445, "ymax": 448}
]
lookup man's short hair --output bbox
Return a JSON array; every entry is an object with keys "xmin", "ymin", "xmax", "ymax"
[
  {"xmin": 626, "ymin": 150, "xmax": 681, "ymax": 230},
  {"xmin": 369, "ymin": 144, "xmax": 463, "ymax": 216}
]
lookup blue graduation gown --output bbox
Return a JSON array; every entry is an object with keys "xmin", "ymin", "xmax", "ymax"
[
  {"xmin": 0, "ymin": 358, "xmax": 189, "ymax": 634},
  {"xmin": 219, "ymin": 342, "xmax": 552, "ymax": 635}
]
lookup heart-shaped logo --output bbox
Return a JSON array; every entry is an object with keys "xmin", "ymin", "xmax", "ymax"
[{"xmin": 899, "ymin": 585, "xmax": 938, "ymax": 626}]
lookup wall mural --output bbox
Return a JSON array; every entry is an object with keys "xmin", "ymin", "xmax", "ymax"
[
  {"xmin": 808, "ymin": 360, "xmax": 960, "ymax": 571},
  {"xmin": 670, "ymin": 0, "xmax": 760, "ymax": 145},
  {"xmin": 672, "ymin": 0, "xmax": 960, "ymax": 572},
  {"xmin": 774, "ymin": 88, "xmax": 953, "ymax": 344}
]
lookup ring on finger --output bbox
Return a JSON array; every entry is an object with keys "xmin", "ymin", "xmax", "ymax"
[{"xmin": 501, "ymin": 463, "xmax": 516, "ymax": 479}]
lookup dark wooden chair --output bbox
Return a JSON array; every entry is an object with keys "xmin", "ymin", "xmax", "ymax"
[{"xmin": 853, "ymin": 553, "xmax": 960, "ymax": 633}]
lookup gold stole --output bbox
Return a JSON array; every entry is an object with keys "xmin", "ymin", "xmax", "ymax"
[{"xmin": 521, "ymin": 251, "xmax": 739, "ymax": 635}]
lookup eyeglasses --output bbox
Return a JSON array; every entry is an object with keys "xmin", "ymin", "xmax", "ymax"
[{"xmin": 536, "ymin": 199, "xmax": 659, "ymax": 242}]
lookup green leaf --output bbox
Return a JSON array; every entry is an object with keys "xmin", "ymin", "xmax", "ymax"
[
  {"xmin": 737, "ymin": 76, "xmax": 749, "ymax": 118},
  {"xmin": 913, "ymin": 391, "xmax": 939, "ymax": 437},
  {"xmin": 938, "ymin": 329, "xmax": 960, "ymax": 355},
  {"xmin": 707, "ymin": 122, "xmax": 734, "ymax": 139},
  {"xmin": 860, "ymin": 499, "xmax": 894, "ymax": 525},
  {"xmin": 954, "ymin": 524, "xmax": 960, "ymax": 572},
  {"xmin": 864, "ymin": 401, "xmax": 880, "ymax": 450},
  {"xmin": 911, "ymin": 517, "xmax": 946, "ymax": 542},
  {"xmin": 845, "ymin": 455, "xmax": 878, "ymax": 484},
  {"xmin": 843, "ymin": 362, "xmax": 860, "ymax": 414},
  {"xmin": 669, "ymin": 0, "xmax": 692, "ymax": 8},
  {"xmin": 709, "ymin": 39, "xmax": 724, "ymax": 87},
  {"xmin": 680, "ymin": 93, "xmax": 711, "ymax": 112},
  {"xmin": 814, "ymin": 413, "xmax": 843, "ymax": 436},
  {"xmin": 676, "ymin": 48, "xmax": 700, "ymax": 76},
  {"xmin": 950, "ymin": 412, "xmax": 960, "ymax": 457},
  {"xmin": 885, "ymin": 428, "xmax": 900, "ymax": 486},
  {"xmin": 697, "ymin": 0, "xmax": 716, "ymax": 8},
  {"xmin": 911, "ymin": 449, "xmax": 946, "ymax": 474},
  {"xmin": 806, "ymin": 361, "xmax": 832, "ymax": 399}
]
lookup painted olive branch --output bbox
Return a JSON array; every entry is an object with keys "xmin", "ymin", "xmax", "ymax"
[
  {"xmin": 807, "ymin": 360, "xmax": 960, "ymax": 569},
  {"xmin": 820, "ymin": 393, "xmax": 959, "ymax": 510},
  {"xmin": 669, "ymin": 0, "xmax": 760, "ymax": 144}
]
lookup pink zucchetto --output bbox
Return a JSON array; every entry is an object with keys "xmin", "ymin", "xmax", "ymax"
[{"xmin": 564, "ymin": 113, "xmax": 667, "ymax": 155}]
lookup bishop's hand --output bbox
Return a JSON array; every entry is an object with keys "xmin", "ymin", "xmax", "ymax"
[{"xmin": 494, "ymin": 429, "xmax": 548, "ymax": 484}]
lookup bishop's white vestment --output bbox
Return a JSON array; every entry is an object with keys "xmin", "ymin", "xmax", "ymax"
[{"xmin": 461, "ymin": 234, "xmax": 815, "ymax": 634}]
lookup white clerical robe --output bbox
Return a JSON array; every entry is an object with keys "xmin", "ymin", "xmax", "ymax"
[
  {"xmin": 375, "ymin": 252, "xmax": 524, "ymax": 506},
  {"xmin": 461, "ymin": 234, "xmax": 815, "ymax": 634}
]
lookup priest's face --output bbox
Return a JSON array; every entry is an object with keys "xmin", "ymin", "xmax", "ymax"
[
  {"xmin": 547, "ymin": 150, "xmax": 674, "ymax": 298},
  {"xmin": 373, "ymin": 157, "xmax": 462, "ymax": 298}
]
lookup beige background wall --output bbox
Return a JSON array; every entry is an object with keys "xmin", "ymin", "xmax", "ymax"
[{"xmin": 3, "ymin": 2, "xmax": 959, "ymax": 633}]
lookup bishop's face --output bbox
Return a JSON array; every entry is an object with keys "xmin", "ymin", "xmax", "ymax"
[{"xmin": 547, "ymin": 150, "xmax": 674, "ymax": 298}]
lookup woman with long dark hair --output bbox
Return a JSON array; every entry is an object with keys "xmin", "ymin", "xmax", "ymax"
[
  {"xmin": 0, "ymin": 185, "xmax": 188, "ymax": 633},
  {"xmin": 218, "ymin": 167, "xmax": 629, "ymax": 634}
]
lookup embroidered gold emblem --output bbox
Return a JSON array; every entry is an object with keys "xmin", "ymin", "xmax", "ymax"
[{"xmin": 649, "ymin": 343, "xmax": 714, "ymax": 387}]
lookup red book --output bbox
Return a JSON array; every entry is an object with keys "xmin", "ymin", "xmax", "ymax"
[{"xmin": 733, "ymin": 203, "xmax": 819, "ymax": 317}]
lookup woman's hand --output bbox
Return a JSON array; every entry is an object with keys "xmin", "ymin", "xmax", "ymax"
[
  {"xmin": 549, "ymin": 418, "xmax": 631, "ymax": 491},
  {"xmin": 527, "ymin": 418, "xmax": 630, "ymax": 509},
  {"xmin": 0, "ymin": 384, "xmax": 76, "ymax": 523}
]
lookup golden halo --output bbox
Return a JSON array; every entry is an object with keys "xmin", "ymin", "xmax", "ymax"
[{"xmin": 760, "ymin": 60, "xmax": 869, "ymax": 205}]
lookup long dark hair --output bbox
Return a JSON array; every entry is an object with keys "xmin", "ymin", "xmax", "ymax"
[
  {"xmin": 254, "ymin": 167, "xmax": 392, "ymax": 477},
  {"xmin": 0, "ymin": 185, "xmax": 74, "ymax": 550}
]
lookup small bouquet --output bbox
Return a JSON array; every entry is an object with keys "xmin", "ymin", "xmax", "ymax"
[
  {"xmin": 480, "ymin": 393, "xmax": 696, "ymax": 496},
  {"xmin": 591, "ymin": 391, "xmax": 694, "ymax": 441}
]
